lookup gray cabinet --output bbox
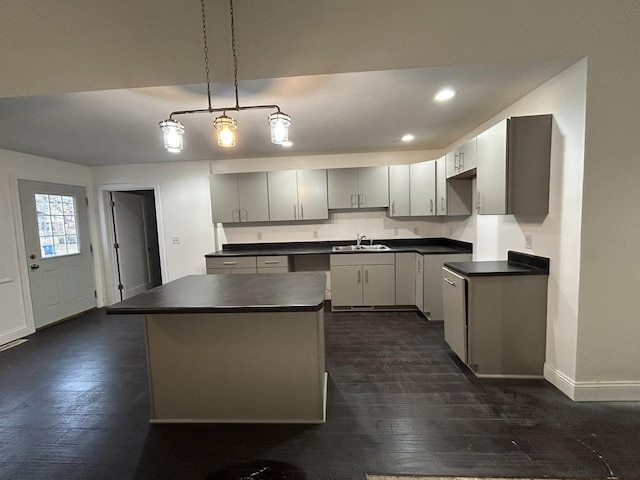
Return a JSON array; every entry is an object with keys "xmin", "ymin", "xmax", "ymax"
[
  {"xmin": 446, "ymin": 138, "xmax": 477, "ymax": 178},
  {"xmin": 436, "ymin": 156, "xmax": 472, "ymax": 217},
  {"xmin": 328, "ymin": 166, "xmax": 389, "ymax": 209},
  {"xmin": 415, "ymin": 255, "xmax": 424, "ymax": 312},
  {"xmin": 257, "ymin": 255, "xmax": 290, "ymax": 273},
  {"xmin": 330, "ymin": 253, "xmax": 395, "ymax": 308},
  {"xmin": 442, "ymin": 267, "xmax": 548, "ymax": 377},
  {"xmin": 409, "ymin": 160, "xmax": 437, "ymax": 216},
  {"xmin": 423, "ymin": 253, "xmax": 471, "ymax": 320},
  {"xmin": 267, "ymin": 169, "xmax": 328, "ymax": 221},
  {"xmin": 388, "ymin": 165, "xmax": 410, "ymax": 217},
  {"xmin": 210, "ymin": 173, "xmax": 269, "ymax": 223},
  {"xmin": 206, "ymin": 256, "xmax": 258, "ymax": 274},
  {"xmin": 476, "ymin": 115, "xmax": 552, "ymax": 215},
  {"xmin": 394, "ymin": 252, "xmax": 416, "ymax": 306}
]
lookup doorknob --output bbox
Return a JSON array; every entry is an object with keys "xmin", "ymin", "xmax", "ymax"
[
  {"xmin": 29, "ymin": 254, "xmax": 36, "ymax": 259},
  {"xmin": 30, "ymin": 264, "xmax": 40, "ymax": 270}
]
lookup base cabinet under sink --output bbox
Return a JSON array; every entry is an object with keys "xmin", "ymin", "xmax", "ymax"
[
  {"xmin": 442, "ymin": 267, "xmax": 548, "ymax": 377},
  {"xmin": 330, "ymin": 253, "xmax": 395, "ymax": 310}
]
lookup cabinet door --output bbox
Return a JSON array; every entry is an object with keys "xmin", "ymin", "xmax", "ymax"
[
  {"xmin": 267, "ymin": 170, "xmax": 298, "ymax": 221},
  {"xmin": 357, "ymin": 166, "xmax": 389, "ymax": 208},
  {"xmin": 330, "ymin": 265, "xmax": 363, "ymax": 306},
  {"xmin": 327, "ymin": 169, "xmax": 358, "ymax": 209},
  {"xmin": 476, "ymin": 120, "xmax": 508, "ymax": 215},
  {"xmin": 410, "ymin": 160, "xmax": 436, "ymax": 216},
  {"xmin": 458, "ymin": 138, "xmax": 477, "ymax": 173},
  {"xmin": 395, "ymin": 252, "xmax": 416, "ymax": 305},
  {"xmin": 445, "ymin": 151, "xmax": 459, "ymax": 179},
  {"xmin": 237, "ymin": 172, "xmax": 270, "ymax": 222},
  {"xmin": 210, "ymin": 174, "xmax": 240, "ymax": 223},
  {"xmin": 435, "ymin": 157, "xmax": 447, "ymax": 216},
  {"xmin": 424, "ymin": 253, "xmax": 471, "ymax": 320},
  {"xmin": 363, "ymin": 264, "xmax": 395, "ymax": 305},
  {"xmin": 415, "ymin": 255, "xmax": 424, "ymax": 312},
  {"xmin": 442, "ymin": 268, "xmax": 467, "ymax": 362},
  {"xmin": 388, "ymin": 165, "xmax": 410, "ymax": 217},
  {"xmin": 297, "ymin": 169, "xmax": 328, "ymax": 220}
]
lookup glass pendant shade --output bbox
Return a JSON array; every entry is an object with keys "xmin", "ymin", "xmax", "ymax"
[
  {"xmin": 269, "ymin": 112, "xmax": 291, "ymax": 145},
  {"xmin": 214, "ymin": 115, "xmax": 238, "ymax": 147},
  {"xmin": 159, "ymin": 119, "xmax": 185, "ymax": 152}
]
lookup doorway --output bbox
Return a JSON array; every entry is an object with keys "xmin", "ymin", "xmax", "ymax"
[
  {"xmin": 18, "ymin": 179, "xmax": 96, "ymax": 328},
  {"xmin": 109, "ymin": 190, "xmax": 162, "ymax": 301}
]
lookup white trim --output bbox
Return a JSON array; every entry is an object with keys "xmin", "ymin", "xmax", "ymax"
[
  {"xmin": 96, "ymin": 182, "xmax": 166, "ymax": 306},
  {"xmin": 544, "ymin": 364, "xmax": 640, "ymax": 401}
]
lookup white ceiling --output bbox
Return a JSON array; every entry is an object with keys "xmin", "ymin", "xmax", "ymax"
[
  {"xmin": 0, "ymin": 61, "xmax": 572, "ymax": 166},
  {"xmin": 0, "ymin": 1, "xmax": 580, "ymax": 167}
]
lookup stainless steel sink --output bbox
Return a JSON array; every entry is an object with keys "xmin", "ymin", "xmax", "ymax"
[{"xmin": 332, "ymin": 244, "xmax": 391, "ymax": 252}]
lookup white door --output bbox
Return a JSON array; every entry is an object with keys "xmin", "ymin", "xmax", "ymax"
[
  {"xmin": 18, "ymin": 180, "xmax": 95, "ymax": 328},
  {"xmin": 111, "ymin": 191, "xmax": 153, "ymax": 300}
]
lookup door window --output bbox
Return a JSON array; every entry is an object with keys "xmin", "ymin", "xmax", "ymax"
[{"xmin": 35, "ymin": 193, "xmax": 80, "ymax": 257}]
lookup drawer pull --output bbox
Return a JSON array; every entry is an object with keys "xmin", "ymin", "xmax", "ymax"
[
  {"xmin": 223, "ymin": 261, "xmax": 238, "ymax": 265},
  {"xmin": 264, "ymin": 260, "xmax": 279, "ymax": 264},
  {"xmin": 444, "ymin": 277, "xmax": 456, "ymax": 286}
]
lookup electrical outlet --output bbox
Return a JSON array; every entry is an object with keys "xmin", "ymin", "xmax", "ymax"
[
  {"xmin": 171, "ymin": 236, "xmax": 180, "ymax": 244},
  {"xmin": 312, "ymin": 230, "xmax": 318, "ymax": 239},
  {"xmin": 525, "ymin": 234, "xmax": 533, "ymax": 249},
  {"xmin": 257, "ymin": 232, "xmax": 262, "ymax": 240},
  {"xmin": 393, "ymin": 227, "xmax": 399, "ymax": 236},
  {"xmin": 412, "ymin": 226, "xmax": 419, "ymax": 235}
]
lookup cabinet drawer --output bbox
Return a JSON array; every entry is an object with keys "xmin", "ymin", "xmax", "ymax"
[
  {"xmin": 206, "ymin": 256, "xmax": 257, "ymax": 269},
  {"xmin": 330, "ymin": 252, "xmax": 395, "ymax": 266},
  {"xmin": 256, "ymin": 256, "xmax": 289, "ymax": 268},
  {"xmin": 258, "ymin": 266, "xmax": 290, "ymax": 273}
]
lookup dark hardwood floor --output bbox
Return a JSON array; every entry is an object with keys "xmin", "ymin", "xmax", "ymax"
[{"xmin": 1, "ymin": 307, "xmax": 639, "ymax": 480}]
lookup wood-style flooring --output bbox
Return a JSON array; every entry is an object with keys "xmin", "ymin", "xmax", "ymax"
[{"xmin": 1, "ymin": 307, "xmax": 639, "ymax": 480}]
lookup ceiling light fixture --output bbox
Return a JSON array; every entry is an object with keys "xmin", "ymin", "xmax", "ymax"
[
  {"xmin": 159, "ymin": 0, "xmax": 292, "ymax": 152},
  {"xmin": 401, "ymin": 134, "xmax": 415, "ymax": 142},
  {"xmin": 433, "ymin": 87, "xmax": 457, "ymax": 102}
]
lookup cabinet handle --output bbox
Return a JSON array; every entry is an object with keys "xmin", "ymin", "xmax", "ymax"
[
  {"xmin": 300, "ymin": 204, "xmax": 304, "ymax": 219},
  {"xmin": 264, "ymin": 260, "xmax": 279, "ymax": 264},
  {"xmin": 233, "ymin": 209, "xmax": 239, "ymax": 222},
  {"xmin": 443, "ymin": 277, "xmax": 456, "ymax": 286},
  {"xmin": 293, "ymin": 204, "xmax": 297, "ymax": 220},
  {"xmin": 454, "ymin": 153, "xmax": 459, "ymax": 171},
  {"xmin": 364, "ymin": 268, "xmax": 369, "ymax": 284},
  {"xmin": 357, "ymin": 269, "xmax": 361, "ymax": 284},
  {"xmin": 392, "ymin": 200, "xmax": 395, "ymax": 216},
  {"xmin": 350, "ymin": 193, "xmax": 355, "ymax": 208},
  {"xmin": 223, "ymin": 261, "xmax": 238, "ymax": 265},
  {"xmin": 418, "ymin": 259, "xmax": 422, "ymax": 273},
  {"xmin": 459, "ymin": 151, "xmax": 464, "ymax": 170},
  {"xmin": 476, "ymin": 191, "xmax": 482, "ymax": 213},
  {"xmin": 242, "ymin": 208, "xmax": 247, "ymax": 221},
  {"xmin": 441, "ymin": 197, "xmax": 445, "ymax": 213},
  {"xmin": 358, "ymin": 193, "xmax": 363, "ymax": 207},
  {"xmin": 430, "ymin": 198, "xmax": 434, "ymax": 213}
]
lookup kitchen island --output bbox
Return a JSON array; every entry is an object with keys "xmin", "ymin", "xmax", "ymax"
[{"xmin": 107, "ymin": 273, "xmax": 327, "ymax": 423}]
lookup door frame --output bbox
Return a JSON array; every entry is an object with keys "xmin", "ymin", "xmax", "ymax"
[
  {"xmin": 8, "ymin": 171, "xmax": 99, "ymax": 333},
  {"xmin": 97, "ymin": 183, "xmax": 167, "ymax": 305}
]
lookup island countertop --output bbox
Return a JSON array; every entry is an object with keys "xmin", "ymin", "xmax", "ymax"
[{"xmin": 106, "ymin": 272, "xmax": 326, "ymax": 315}]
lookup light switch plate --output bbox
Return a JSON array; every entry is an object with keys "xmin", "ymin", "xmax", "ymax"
[{"xmin": 171, "ymin": 236, "xmax": 180, "ymax": 245}]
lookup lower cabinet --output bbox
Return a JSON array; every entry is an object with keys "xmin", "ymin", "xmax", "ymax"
[
  {"xmin": 442, "ymin": 267, "xmax": 548, "ymax": 377},
  {"xmin": 395, "ymin": 252, "xmax": 416, "ymax": 306},
  {"xmin": 422, "ymin": 253, "xmax": 472, "ymax": 320},
  {"xmin": 257, "ymin": 255, "xmax": 290, "ymax": 273},
  {"xmin": 330, "ymin": 253, "xmax": 395, "ymax": 309},
  {"xmin": 206, "ymin": 255, "xmax": 290, "ymax": 274}
]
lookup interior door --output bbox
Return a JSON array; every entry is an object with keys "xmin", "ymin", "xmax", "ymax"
[
  {"xmin": 18, "ymin": 180, "xmax": 95, "ymax": 328},
  {"xmin": 111, "ymin": 191, "xmax": 153, "ymax": 300}
]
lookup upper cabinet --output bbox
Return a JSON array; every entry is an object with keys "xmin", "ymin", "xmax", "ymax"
[
  {"xmin": 476, "ymin": 114, "xmax": 552, "ymax": 215},
  {"xmin": 409, "ymin": 160, "xmax": 437, "ymax": 216},
  {"xmin": 328, "ymin": 166, "xmax": 389, "ymax": 209},
  {"xmin": 446, "ymin": 138, "xmax": 477, "ymax": 178},
  {"xmin": 436, "ymin": 156, "xmax": 472, "ymax": 217},
  {"xmin": 267, "ymin": 169, "xmax": 328, "ymax": 221},
  {"xmin": 388, "ymin": 165, "xmax": 410, "ymax": 217},
  {"xmin": 210, "ymin": 172, "xmax": 270, "ymax": 223}
]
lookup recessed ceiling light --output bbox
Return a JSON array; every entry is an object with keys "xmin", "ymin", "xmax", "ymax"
[
  {"xmin": 281, "ymin": 141, "xmax": 293, "ymax": 147},
  {"xmin": 434, "ymin": 88, "xmax": 457, "ymax": 102},
  {"xmin": 401, "ymin": 134, "xmax": 415, "ymax": 142}
]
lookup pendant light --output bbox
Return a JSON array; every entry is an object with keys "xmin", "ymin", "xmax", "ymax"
[{"xmin": 159, "ymin": 0, "xmax": 292, "ymax": 152}]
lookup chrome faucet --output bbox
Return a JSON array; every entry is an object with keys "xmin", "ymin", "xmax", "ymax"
[{"xmin": 356, "ymin": 234, "xmax": 371, "ymax": 247}]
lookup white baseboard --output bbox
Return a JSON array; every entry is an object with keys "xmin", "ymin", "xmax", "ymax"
[{"xmin": 544, "ymin": 364, "xmax": 640, "ymax": 401}]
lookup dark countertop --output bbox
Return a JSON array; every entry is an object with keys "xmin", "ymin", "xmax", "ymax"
[
  {"xmin": 444, "ymin": 251, "xmax": 550, "ymax": 276},
  {"xmin": 205, "ymin": 238, "xmax": 472, "ymax": 258},
  {"xmin": 107, "ymin": 272, "xmax": 327, "ymax": 315}
]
